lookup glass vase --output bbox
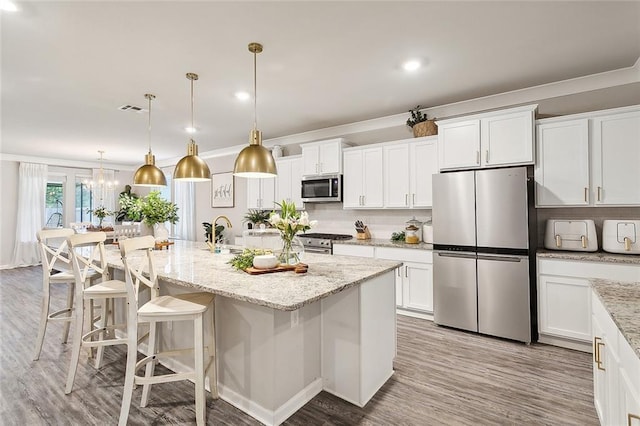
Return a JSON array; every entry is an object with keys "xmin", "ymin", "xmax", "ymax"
[{"xmin": 279, "ymin": 235, "xmax": 305, "ymax": 265}]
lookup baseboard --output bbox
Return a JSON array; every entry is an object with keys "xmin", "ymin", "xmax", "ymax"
[
  {"xmin": 538, "ymin": 334, "xmax": 592, "ymax": 353},
  {"xmin": 397, "ymin": 308, "xmax": 433, "ymax": 321},
  {"xmin": 324, "ymin": 369, "xmax": 394, "ymax": 408},
  {"xmin": 218, "ymin": 378, "xmax": 323, "ymax": 426}
]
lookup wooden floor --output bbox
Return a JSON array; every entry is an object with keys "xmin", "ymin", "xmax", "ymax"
[{"xmin": 1, "ymin": 266, "xmax": 599, "ymax": 425}]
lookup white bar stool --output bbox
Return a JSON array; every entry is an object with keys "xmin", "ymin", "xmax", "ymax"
[
  {"xmin": 33, "ymin": 228, "xmax": 76, "ymax": 360},
  {"xmin": 119, "ymin": 235, "xmax": 217, "ymax": 426},
  {"xmin": 65, "ymin": 231, "xmax": 129, "ymax": 394}
]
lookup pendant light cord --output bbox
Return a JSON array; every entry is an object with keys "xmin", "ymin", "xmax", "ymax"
[
  {"xmin": 253, "ymin": 49, "xmax": 258, "ymax": 130},
  {"xmin": 147, "ymin": 95, "xmax": 152, "ymax": 152},
  {"xmin": 191, "ymin": 77, "xmax": 195, "ymax": 130}
]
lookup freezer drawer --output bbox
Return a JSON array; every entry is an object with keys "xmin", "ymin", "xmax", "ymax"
[
  {"xmin": 433, "ymin": 251, "xmax": 478, "ymax": 332},
  {"xmin": 477, "ymin": 254, "xmax": 531, "ymax": 342}
]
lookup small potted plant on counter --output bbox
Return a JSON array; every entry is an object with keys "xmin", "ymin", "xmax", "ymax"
[
  {"xmin": 243, "ymin": 209, "xmax": 272, "ymax": 229},
  {"xmin": 406, "ymin": 105, "xmax": 437, "ymax": 137}
]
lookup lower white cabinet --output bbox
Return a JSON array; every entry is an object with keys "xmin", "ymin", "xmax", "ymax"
[
  {"xmin": 537, "ymin": 257, "xmax": 640, "ymax": 351},
  {"xmin": 592, "ymin": 293, "xmax": 640, "ymax": 426},
  {"xmin": 333, "ymin": 244, "xmax": 433, "ymax": 319}
]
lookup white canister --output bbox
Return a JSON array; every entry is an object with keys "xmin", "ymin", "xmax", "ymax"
[
  {"xmin": 271, "ymin": 145, "xmax": 283, "ymax": 158},
  {"xmin": 422, "ymin": 222, "xmax": 433, "ymax": 243}
]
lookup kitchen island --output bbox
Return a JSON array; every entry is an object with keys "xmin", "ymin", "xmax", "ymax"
[{"xmin": 104, "ymin": 241, "xmax": 400, "ymax": 426}]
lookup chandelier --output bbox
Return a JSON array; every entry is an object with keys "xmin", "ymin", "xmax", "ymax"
[{"xmin": 84, "ymin": 150, "xmax": 118, "ymax": 205}]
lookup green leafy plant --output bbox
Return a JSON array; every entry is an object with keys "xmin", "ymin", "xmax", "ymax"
[
  {"xmin": 228, "ymin": 248, "xmax": 273, "ymax": 271},
  {"xmin": 140, "ymin": 191, "xmax": 179, "ymax": 226},
  {"xmin": 243, "ymin": 209, "xmax": 272, "ymax": 227},
  {"xmin": 391, "ymin": 231, "xmax": 406, "ymax": 242},
  {"xmin": 406, "ymin": 105, "xmax": 430, "ymax": 128},
  {"xmin": 116, "ymin": 189, "xmax": 142, "ymax": 222},
  {"xmin": 202, "ymin": 222, "xmax": 225, "ymax": 243},
  {"xmin": 87, "ymin": 206, "xmax": 114, "ymax": 227}
]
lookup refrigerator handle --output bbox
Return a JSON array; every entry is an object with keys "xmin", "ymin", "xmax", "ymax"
[
  {"xmin": 477, "ymin": 254, "xmax": 523, "ymax": 262},
  {"xmin": 437, "ymin": 252, "xmax": 476, "ymax": 260}
]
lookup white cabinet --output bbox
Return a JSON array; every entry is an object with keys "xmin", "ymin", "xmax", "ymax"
[
  {"xmin": 437, "ymin": 105, "xmax": 536, "ymax": 171},
  {"xmin": 301, "ymin": 138, "xmax": 346, "ymax": 176},
  {"xmin": 342, "ymin": 146, "xmax": 383, "ymax": 209},
  {"xmin": 332, "ymin": 244, "xmax": 433, "ymax": 319},
  {"xmin": 592, "ymin": 293, "xmax": 640, "ymax": 426},
  {"xmin": 246, "ymin": 178, "xmax": 275, "ymax": 210},
  {"xmin": 592, "ymin": 110, "xmax": 640, "ymax": 205},
  {"xmin": 535, "ymin": 119, "xmax": 590, "ymax": 206},
  {"xmin": 535, "ymin": 106, "xmax": 640, "ymax": 207},
  {"xmin": 382, "ymin": 137, "xmax": 438, "ymax": 208},
  {"xmin": 537, "ymin": 257, "xmax": 640, "ymax": 351},
  {"xmin": 275, "ymin": 156, "xmax": 303, "ymax": 209}
]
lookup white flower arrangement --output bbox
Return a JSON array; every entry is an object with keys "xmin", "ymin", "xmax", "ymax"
[{"xmin": 269, "ymin": 200, "xmax": 318, "ymax": 264}]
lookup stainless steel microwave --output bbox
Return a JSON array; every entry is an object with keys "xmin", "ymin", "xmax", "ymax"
[{"xmin": 301, "ymin": 174, "xmax": 342, "ymax": 203}]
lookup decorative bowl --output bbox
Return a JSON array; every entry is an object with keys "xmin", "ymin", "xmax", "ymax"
[{"xmin": 253, "ymin": 254, "xmax": 278, "ymax": 269}]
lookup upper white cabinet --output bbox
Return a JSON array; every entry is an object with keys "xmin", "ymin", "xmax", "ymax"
[
  {"xmin": 383, "ymin": 137, "xmax": 438, "ymax": 208},
  {"xmin": 592, "ymin": 110, "xmax": 640, "ymax": 205},
  {"xmin": 275, "ymin": 156, "xmax": 303, "ymax": 209},
  {"xmin": 246, "ymin": 178, "xmax": 275, "ymax": 210},
  {"xmin": 343, "ymin": 146, "xmax": 384, "ymax": 208},
  {"xmin": 301, "ymin": 138, "xmax": 347, "ymax": 176},
  {"xmin": 437, "ymin": 104, "xmax": 536, "ymax": 171},
  {"xmin": 535, "ymin": 106, "xmax": 640, "ymax": 207}
]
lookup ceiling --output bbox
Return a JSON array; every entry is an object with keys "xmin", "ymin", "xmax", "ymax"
[{"xmin": 2, "ymin": 1, "xmax": 639, "ymax": 168}]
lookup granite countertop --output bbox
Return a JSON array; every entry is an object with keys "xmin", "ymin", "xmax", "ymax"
[
  {"xmin": 335, "ymin": 238, "xmax": 433, "ymax": 251},
  {"xmin": 591, "ymin": 279, "xmax": 640, "ymax": 359},
  {"xmin": 104, "ymin": 241, "xmax": 401, "ymax": 311},
  {"xmin": 537, "ymin": 249, "xmax": 640, "ymax": 265}
]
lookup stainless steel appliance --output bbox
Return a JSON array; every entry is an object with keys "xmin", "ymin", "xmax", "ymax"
[
  {"xmin": 300, "ymin": 233, "xmax": 352, "ymax": 254},
  {"xmin": 432, "ymin": 166, "xmax": 536, "ymax": 343},
  {"xmin": 301, "ymin": 174, "xmax": 342, "ymax": 203}
]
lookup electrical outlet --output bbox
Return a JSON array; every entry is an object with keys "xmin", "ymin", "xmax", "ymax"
[{"xmin": 291, "ymin": 309, "xmax": 299, "ymax": 327}]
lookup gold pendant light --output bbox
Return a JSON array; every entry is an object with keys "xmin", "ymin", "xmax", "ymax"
[
  {"xmin": 233, "ymin": 42, "xmax": 277, "ymax": 178},
  {"xmin": 174, "ymin": 72, "xmax": 211, "ymax": 181},
  {"xmin": 134, "ymin": 93, "xmax": 167, "ymax": 187}
]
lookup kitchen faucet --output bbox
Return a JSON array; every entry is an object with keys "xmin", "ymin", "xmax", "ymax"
[{"xmin": 208, "ymin": 215, "xmax": 233, "ymax": 251}]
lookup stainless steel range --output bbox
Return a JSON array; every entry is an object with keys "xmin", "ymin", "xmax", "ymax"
[{"xmin": 299, "ymin": 233, "xmax": 353, "ymax": 254}]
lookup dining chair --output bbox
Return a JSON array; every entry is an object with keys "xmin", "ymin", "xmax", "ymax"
[
  {"xmin": 69, "ymin": 222, "xmax": 91, "ymax": 233},
  {"xmin": 64, "ymin": 231, "xmax": 129, "ymax": 394},
  {"xmin": 33, "ymin": 228, "xmax": 76, "ymax": 361},
  {"xmin": 118, "ymin": 235, "xmax": 217, "ymax": 426},
  {"xmin": 112, "ymin": 224, "xmax": 140, "ymax": 244}
]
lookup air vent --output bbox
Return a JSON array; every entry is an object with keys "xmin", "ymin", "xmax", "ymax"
[{"xmin": 118, "ymin": 104, "xmax": 147, "ymax": 113}]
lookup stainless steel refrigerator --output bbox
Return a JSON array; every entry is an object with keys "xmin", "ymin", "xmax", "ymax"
[{"xmin": 432, "ymin": 166, "xmax": 536, "ymax": 343}]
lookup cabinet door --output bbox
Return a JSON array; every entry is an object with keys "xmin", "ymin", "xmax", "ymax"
[
  {"xmin": 246, "ymin": 179, "xmax": 261, "ymax": 209},
  {"xmin": 619, "ymin": 351, "xmax": 640, "ymax": 426},
  {"xmin": 343, "ymin": 150, "xmax": 363, "ymax": 208},
  {"xmin": 535, "ymin": 119, "xmax": 590, "ymax": 206},
  {"xmin": 592, "ymin": 312, "xmax": 608, "ymax": 425},
  {"xmin": 362, "ymin": 147, "xmax": 383, "ymax": 207},
  {"xmin": 275, "ymin": 159, "xmax": 292, "ymax": 204},
  {"xmin": 538, "ymin": 274, "xmax": 591, "ymax": 341},
  {"xmin": 481, "ymin": 111, "xmax": 534, "ymax": 166},
  {"xmin": 261, "ymin": 179, "xmax": 276, "ymax": 210},
  {"xmin": 592, "ymin": 110, "xmax": 640, "ymax": 205},
  {"xmin": 402, "ymin": 262, "xmax": 433, "ymax": 313},
  {"xmin": 438, "ymin": 120, "xmax": 480, "ymax": 170},
  {"xmin": 302, "ymin": 145, "xmax": 320, "ymax": 176},
  {"xmin": 383, "ymin": 143, "xmax": 410, "ymax": 208},
  {"xmin": 319, "ymin": 141, "xmax": 342, "ymax": 174},
  {"xmin": 290, "ymin": 157, "xmax": 304, "ymax": 209},
  {"xmin": 410, "ymin": 139, "xmax": 438, "ymax": 208}
]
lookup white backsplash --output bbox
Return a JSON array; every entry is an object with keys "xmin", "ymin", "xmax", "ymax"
[{"xmin": 304, "ymin": 203, "xmax": 431, "ymax": 239}]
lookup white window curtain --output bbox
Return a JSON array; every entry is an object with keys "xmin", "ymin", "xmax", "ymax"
[
  {"xmin": 92, "ymin": 168, "xmax": 117, "ymax": 216},
  {"xmin": 174, "ymin": 181, "xmax": 195, "ymax": 241},
  {"xmin": 13, "ymin": 162, "xmax": 48, "ymax": 267}
]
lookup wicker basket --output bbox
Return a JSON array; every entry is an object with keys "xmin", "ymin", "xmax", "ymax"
[{"xmin": 412, "ymin": 120, "xmax": 438, "ymax": 137}]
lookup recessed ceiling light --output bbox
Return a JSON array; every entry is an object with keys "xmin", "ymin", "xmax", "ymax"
[
  {"xmin": 0, "ymin": 0, "xmax": 18, "ymax": 11},
  {"xmin": 184, "ymin": 126, "xmax": 198, "ymax": 134},
  {"xmin": 235, "ymin": 91, "xmax": 250, "ymax": 101},
  {"xmin": 402, "ymin": 60, "xmax": 421, "ymax": 72}
]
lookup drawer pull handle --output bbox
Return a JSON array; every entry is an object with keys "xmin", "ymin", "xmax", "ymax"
[
  {"xmin": 625, "ymin": 237, "xmax": 632, "ymax": 251},
  {"xmin": 584, "ymin": 187, "xmax": 588, "ymax": 203},
  {"xmin": 555, "ymin": 235, "xmax": 562, "ymax": 248},
  {"xmin": 581, "ymin": 235, "xmax": 587, "ymax": 249},
  {"xmin": 597, "ymin": 186, "xmax": 602, "ymax": 202}
]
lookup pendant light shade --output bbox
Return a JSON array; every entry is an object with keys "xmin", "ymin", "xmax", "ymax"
[
  {"xmin": 234, "ymin": 42, "xmax": 277, "ymax": 178},
  {"xmin": 134, "ymin": 93, "xmax": 167, "ymax": 187},
  {"xmin": 174, "ymin": 73, "xmax": 211, "ymax": 181}
]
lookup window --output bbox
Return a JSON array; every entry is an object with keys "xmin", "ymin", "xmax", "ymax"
[
  {"xmin": 75, "ymin": 176, "xmax": 93, "ymax": 222},
  {"xmin": 45, "ymin": 180, "xmax": 64, "ymax": 227}
]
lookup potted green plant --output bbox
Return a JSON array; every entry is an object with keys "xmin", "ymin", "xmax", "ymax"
[
  {"xmin": 87, "ymin": 206, "xmax": 114, "ymax": 229},
  {"xmin": 140, "ymin": 191, "xmax": 179, "ymax": 242},
  {"xmin": 116, "ymin": 185, "xmax": 142, "ymax": 222},
  {"xmin": 202, "ymin": 222, "xmax": 225, "ymax": 243},
  {"xmin": 406, "ymin": 105, "xmax": 437, "ymax": 137},
  {"xmin": 243, "ymin": 209, "xmax": 272, "ymax": 229}
]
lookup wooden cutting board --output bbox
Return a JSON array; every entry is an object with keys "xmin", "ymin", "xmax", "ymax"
[{"xmin": 244, "ymin": 263, "xmax": 308, "ymax": 275}]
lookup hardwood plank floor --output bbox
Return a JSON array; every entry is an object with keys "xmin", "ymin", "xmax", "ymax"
[{"xmin": 0, "ymin": 266, "xmax": 598, "ymax": 425}]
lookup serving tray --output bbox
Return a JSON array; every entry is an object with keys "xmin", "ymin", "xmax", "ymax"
[{"xmin": 244, "ymin": 263, "xmax": 308, "ymax": 275}]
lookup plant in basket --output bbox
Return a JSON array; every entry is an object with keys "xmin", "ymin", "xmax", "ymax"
[{"xmin": 406, "ymin": 105, "xmax": 437, "ymax": 137}]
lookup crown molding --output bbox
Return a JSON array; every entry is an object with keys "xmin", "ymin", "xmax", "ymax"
[{"xmin": 0, "ymin": 153, "xmax": 135, "ymax": 171}]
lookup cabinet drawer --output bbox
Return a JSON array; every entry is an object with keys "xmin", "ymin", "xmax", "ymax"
[
  {"xmin": 538, "ymin": 258, "xmax": 640, "ymax": 282},
  {"xmin": 376, "ymin": 247, "xmax": 432, "ymax": 263}
]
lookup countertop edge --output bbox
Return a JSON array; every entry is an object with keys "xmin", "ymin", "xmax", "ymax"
[
  {"xmin": 334, "ymin": 238, "xmax": 433, "ymax": 251},
  {"xmin": 537, "ymin": 249, "xmax": 640, "ymax": 265}
]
